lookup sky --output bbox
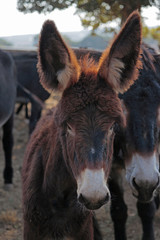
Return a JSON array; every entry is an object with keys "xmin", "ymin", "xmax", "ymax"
[{"xmin": 0, "ymin": 0, "xmax": 159, "ymax": 37}]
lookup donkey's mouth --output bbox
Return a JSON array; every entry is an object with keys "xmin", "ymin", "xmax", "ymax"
[
  {"xmin": 78, "ymin": 193, "xmax": 110, "ymax": 210},
  {"xmin": 132, "ymin": 190, "xmax": 154, "ymax": 203},
  {"xmin": 131, "ymin": 177, "xmax": 159, "ymax": 203}
]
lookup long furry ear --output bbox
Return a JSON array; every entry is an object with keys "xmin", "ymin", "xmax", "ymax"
[
  {"xmin": 37, "ymin": 20, "xmax": 80, "ymax": 92},
  {"xmin": 98, "ymin": 10, "xmax": 142, "ymax": 94}
]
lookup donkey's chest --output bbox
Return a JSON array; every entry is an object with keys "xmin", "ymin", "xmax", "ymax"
[{"xmin": 50, "ymin": 194, "xmax": 81, "ymax": 218}]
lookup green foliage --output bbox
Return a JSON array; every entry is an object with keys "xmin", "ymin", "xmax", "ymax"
[
  {"xmin": 17, "ymin": 0, "xmax": 75, "ymax": 13},
  {"xmin": 76, "ymin": 0, "xmax": 160, "ymax": 28},
  {"xmin": 142, "ymin": 26, "xmax": 150, "ymax": 38},
  {"xmin": 143, "ymin": 25, "xmax": 160, "ymax": 44},
  {"xmin": 17, "ymin": 0, "xmax": 160, "ymax": 30}
]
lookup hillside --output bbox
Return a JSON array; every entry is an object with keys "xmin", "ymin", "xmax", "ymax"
[
  {"xmin": 0, "ymin": 30, "xmax": 112, "ymax": 51},
  {"xmin": 0, "ymin": 31, "xmax": 159, "ymax": 52}
]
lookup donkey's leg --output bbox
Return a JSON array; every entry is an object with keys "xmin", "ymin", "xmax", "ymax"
[
  {"xmin": 2, "ymin": 113, "xmax": 14, "ymax": 185},
  {"xmin": 109, "ymin": 166, "xmax": 128, "ymax": 240},
  {"xmin": 137, "ymin": 199, "xmax": 157, "ymax": 240}
]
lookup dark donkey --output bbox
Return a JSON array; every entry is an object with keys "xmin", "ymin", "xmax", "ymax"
[
  {"xmin": 12, "ymin": 52, "xmax": 50, "ymax": 133},
  {"xmin": 0, "ymin": 50, "xmax": 16, "ymax": 186},
  {"xmin": 22, "ymin": 11, "xmax": 142, "ymax": 240},
  {"xmin": 109, "ymin": 44, "xmax": 160, "ymax": 240}
]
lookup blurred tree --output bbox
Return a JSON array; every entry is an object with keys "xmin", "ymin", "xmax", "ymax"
[
  {"xmin": 17, "ymin": 0, "xmax": 75, "ymax": 13},
  {"xmin": 150, "ymin": 27, "xmax": 160, "ymax": 44},
  {"xmin": 143, "ymin": 25, "xmax": 160, "ymax": 45},
  {"xmin": 17, "ymin": 0, "xmax": 160, "ymax": 30}
]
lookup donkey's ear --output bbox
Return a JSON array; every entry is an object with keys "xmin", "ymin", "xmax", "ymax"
[
  {"xmin": 37, "ymin": 20, "xmax": 80, "ymax": 91},
  {"xmin": 98, "ymin": 11, "xmax": 142, "ymax": 94}
]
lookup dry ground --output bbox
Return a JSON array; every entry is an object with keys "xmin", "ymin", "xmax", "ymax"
[{"xmin": 0, "ymin": 99, "xmax": 159, "ymax": 240}]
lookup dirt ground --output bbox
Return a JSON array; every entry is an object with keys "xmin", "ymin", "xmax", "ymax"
[{"xmin": 0, "ymin": 99, "xmax": 160, "ymax": 240}]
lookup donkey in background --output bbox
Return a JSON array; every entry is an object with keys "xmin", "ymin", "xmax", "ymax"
[
  {"xmin": 22, "ymin": 11, "xmax": 142, "ymax": 240},
  {"xmin": 73, "ymin": 42, "xmax": 160, "ymax": 240},
  {"xmin": 0, "ymin": 50, "xmax": 17, "ymax": 186},
  {"xmin": 13, "ymin": 52, "xmax": 50, "ymax": 133},
  {"xmin": 109, "ymin": 44, "xmax": 160, "ymax": 240},
  {"xmin": 73, "ymin": 44, "xmax": 160, "ymax": 240}
]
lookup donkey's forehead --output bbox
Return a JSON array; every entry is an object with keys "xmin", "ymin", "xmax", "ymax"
[{"xmin": 55, "ymin": 75, "xmax": 123, "ymax": 125}]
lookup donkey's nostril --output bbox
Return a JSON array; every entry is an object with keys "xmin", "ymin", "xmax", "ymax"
[
  {"xmin": 131, "ymin": 176, "xmax": 160, "ymax": 202},
  {"xmin": 78, "ymin": 194, "xmax": 89, "ymax": 205},
  {"xmin": 132, "ymin": 177, "xmax": 140, "ymax": 191},
  {"xmin": 78, "ymin": 192, "xmax": 110, "ymax": 210},
  {"xmin": 99, "ymin": 193, "xmax": 110, "ymax": 205},
  {"xmin": 132, "ymin": 177, "xmax": 160, "ymax": 191}
]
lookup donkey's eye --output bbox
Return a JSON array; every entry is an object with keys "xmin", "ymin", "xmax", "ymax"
[{"xmin": 67, "ymin": 123, "xmax": 75, "ymax": 136}]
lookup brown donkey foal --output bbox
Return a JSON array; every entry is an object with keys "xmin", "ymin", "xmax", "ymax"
[{"xmin": 22, "ymin": 11, "xmax": 142, "ymax": 240}]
